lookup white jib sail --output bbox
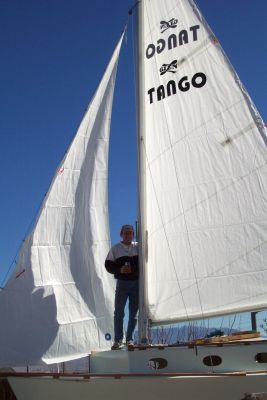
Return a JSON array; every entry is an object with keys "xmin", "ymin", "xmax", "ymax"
[
  {"xmin": 0, "ymin": 33, "xmax": 124, "ymax": 366},
  {"xmin": 141, "ymin": 0, "xmax": 267, "ymax": 324}
]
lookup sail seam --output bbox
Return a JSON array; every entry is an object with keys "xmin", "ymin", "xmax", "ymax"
[
  {"xmin": 57, "ymin": 317, "xmax": 104, "ymax": 326},
  {"xmin": 147, "ymin": 160, "xmax": 267, "ymax": 238},
  {"xmin": 149, "ymin": 218, "xmax": 267, "ymax": 238},
  {"xmin": 168, "ymin": 240, "xmax": 267, "ymax": 295},
  {"xmin": 159, "ymin": 268, "xmax": 267, "ymax": 283},
  {"xmin": 147, "ymin": 99, "xmax": 252, "ymax": 165},
  {"xmin": 31, "ymin": 240, "xmax": 110, "ymax": 247}
]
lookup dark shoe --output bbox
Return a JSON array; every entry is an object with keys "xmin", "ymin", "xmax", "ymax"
[{"xmin": 111, "ymin": 341, "xmax": 124, "ymax": 350}]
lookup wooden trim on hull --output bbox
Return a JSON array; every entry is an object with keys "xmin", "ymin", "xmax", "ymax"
[
  {"xmin": 127, "ymin": 338, "xmax": 267, "ymax": 350},
  {"xmin": 1, "ymin": 370, "xmax": 267, "ymax": 379}
]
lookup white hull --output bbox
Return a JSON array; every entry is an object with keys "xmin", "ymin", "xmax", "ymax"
[
  {"xmin": 8, "ymin": 374, "xmax": 267, "ymax": 400},
  {"xmin": 91, "ymin": 341, "xmax": 267, "ymax": 374},
  {"xmin": 7, "ymin": 343, "xmax": 267, "ymax": 400}
]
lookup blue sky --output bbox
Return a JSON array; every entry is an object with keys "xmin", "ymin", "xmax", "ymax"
[{"xmin": 0, "ymin": 0, "xmax": 266, "ymax": 329}]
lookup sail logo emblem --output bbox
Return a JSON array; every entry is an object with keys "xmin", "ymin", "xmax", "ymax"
[
  {"xmin": 160, "ymin": 18, "xmax": 178, "ymax": 33},
  {"xmin": 147, "ymin": 358, "xmax": 168, "ymax": 370},
  {"xmin": 160, "ymin": 60, "xmax": 177, "ymax": 75}
]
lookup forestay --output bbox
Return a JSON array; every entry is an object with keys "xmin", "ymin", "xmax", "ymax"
[
  {"xmin": 0, "ymin": 33, "xmax": 124, "ymax": 366},
  {"xmin": 141, "ymin": 0, "xmax": 267, "ymax": 324}
]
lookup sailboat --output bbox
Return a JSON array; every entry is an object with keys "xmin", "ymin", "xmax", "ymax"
[{"xmin": 1, "ymin": 0, "xmax": 267, "ymax": 398}]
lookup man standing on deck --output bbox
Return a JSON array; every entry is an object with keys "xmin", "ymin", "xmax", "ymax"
[{"xmin": 105, "ymin": 224, "xmax": 139, "ymax": 350}]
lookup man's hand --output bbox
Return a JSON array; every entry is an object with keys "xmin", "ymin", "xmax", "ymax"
[{"xmin": 120, "ymin": 263, "xmax": 131, "ymax": 274}]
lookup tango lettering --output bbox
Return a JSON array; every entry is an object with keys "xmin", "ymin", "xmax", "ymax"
[
  {"xmin": 147, "ymin": 72, "xmax": 207, "ymax": 104},
  {"xmin": 146, "ymin": 25, "xmax": 200, "ymax": 60}
]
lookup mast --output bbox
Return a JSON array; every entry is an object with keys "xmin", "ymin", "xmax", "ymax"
[{"xmin": 137, "ymin": 0, "xmax": 149, "ymax": 343}]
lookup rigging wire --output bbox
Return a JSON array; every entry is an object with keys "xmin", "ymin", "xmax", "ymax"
[{"xmin": 131, "ymin": 1, "xmax": 151, "ymax": 341}]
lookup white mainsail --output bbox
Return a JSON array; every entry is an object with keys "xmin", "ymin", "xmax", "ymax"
[
  {"xmin": 0, "ymin": 33, "xmax": 124, "ymax": 366},
  {"xmin": 140, "ymin": 0, "xmax": 267, "ymax": 324}
]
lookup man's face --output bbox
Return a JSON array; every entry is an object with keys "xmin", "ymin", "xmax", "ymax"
[{"xmin": 121, "ymin": 229, "xmax": 134, "ymax": 244}]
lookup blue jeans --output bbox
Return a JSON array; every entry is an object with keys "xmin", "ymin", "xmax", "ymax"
[{"xmin": 114, "ymin": 280, "xmax": 139, "ymax": 342}]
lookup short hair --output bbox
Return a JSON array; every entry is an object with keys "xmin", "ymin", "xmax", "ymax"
[{"xmin": 120, "ymin": 224, "xmax": 134, "ymax": 236}]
